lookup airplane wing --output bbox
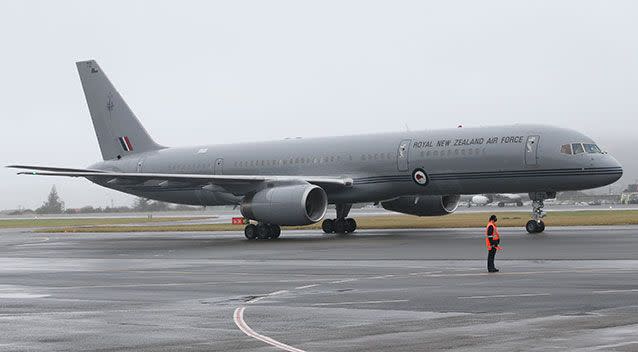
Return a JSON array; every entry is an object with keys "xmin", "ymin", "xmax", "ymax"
[
  {"xmin": 7, "ymin": 165, "xmax": 353, "ymax": 195},
  {"xmin": 8, "ymin": 165, "xmax": 107, "ymax": 173}
]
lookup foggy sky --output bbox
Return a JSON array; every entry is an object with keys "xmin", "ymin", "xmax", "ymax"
[{"xmin": 1, "ymin": 0, "xmax": 637, "ymax": 210}]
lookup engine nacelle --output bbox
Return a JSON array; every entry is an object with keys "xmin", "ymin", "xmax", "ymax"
[
  {"xmin": 240, "ymin": 184, "xmax": 328, "ymax": 226},
  {"xmin": 381, "ymin": 195, "xmax": 460, "ymax": 216}
]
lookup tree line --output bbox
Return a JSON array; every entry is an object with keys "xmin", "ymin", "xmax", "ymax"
[{"xmin": 5, "ymin": 186, "xmax": 201, "ymax": 215}]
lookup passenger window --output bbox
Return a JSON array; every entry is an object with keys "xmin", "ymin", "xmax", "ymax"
[
  {"xmin": 572, "ymin": 143, "xmax": 585, "ymax": 154},
  {"xmin": 561, "ymin": 144, "xmax": 572, "ymax": 155},
  {"xmin": 584, "ymin": 144, "xmax": 601, "ymax": 154}
]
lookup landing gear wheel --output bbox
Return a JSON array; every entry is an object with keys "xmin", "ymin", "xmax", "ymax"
[
  {"xmin": 526, "ymin": 192, "xmax": 554, "ymax": 234},
  {"xmin": 322, "ymin": 219, "xmax": 334, "ymax": 234},
  {"xmin": 244, "ymin": 224, "xmax": 257, "ymax": 240},
  {"xmin": 257, "ymin": 224, "xmax": 271, "ymax": 240},
  {"xmin": 346, "ymin": 218, "xmax": 357, "ymax": 233},
  {"xmin": 498, "ymin": 202, "xmax": 505, "ymax": 207},
  {"xmin": 334, "ymin": 219, "xmax": 346, "ymax": 234},
  {"xmin": 269, "ymin": 224, "xmax": 281, "ymax": 239},
  {"xmin": 526, "ymin": 220, "xmax": 545, "ymax": 233}
]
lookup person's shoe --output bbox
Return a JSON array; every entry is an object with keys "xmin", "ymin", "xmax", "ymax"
[{"xmin": 488, "ymin": 268, "xmax": 499, "ymax": 273}]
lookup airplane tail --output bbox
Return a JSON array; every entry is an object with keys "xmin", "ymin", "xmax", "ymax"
[{"xmin": 76, "ymin": 60, "xmax": 164, "ymax": 160}]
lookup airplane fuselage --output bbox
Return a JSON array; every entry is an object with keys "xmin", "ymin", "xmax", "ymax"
[{"xmin": 90, "ymin": 124, "xmax": 622, "ymax": 206}]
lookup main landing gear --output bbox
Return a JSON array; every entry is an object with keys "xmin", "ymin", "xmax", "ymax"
[
  {"xmin": 244, "ymin": 223, "xmax": 281, "ymax": 240},
  {"xmin": 322, "ymin": 203, "xmax": 357, "ymax": 234},
  {"xmin": 526, "ymin": 192, "xmax": 555, "ymax": 234}
]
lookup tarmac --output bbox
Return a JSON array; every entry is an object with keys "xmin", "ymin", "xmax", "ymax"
[{"xmin": 1, "ymin": 225, "xmax": 638, "ymax": 351}]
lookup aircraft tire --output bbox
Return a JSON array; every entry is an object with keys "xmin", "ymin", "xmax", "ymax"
[
  {"xmin": 526, "ymin": 220, "xmax": 541, "ymax": 234},
  {"xmin": 525, "ymin": 220, "xmax": 536, "ymax": 233},
  {"xmin": 498, "ymin": 202, "xmax": 505, "ymax": 207},
  {"xmin": 244, "ymin": 224, "xmax": 257, "ymax": 240},
  {"xmin": 334, "ymin": 219, "xmax": 346, "ymax": 234},
  {"xmin": 257, "ymin": 224, "xmax": 271, "ymax": 240},
  {"xmin": 346, "ymin": 218, "xmax": 357, "ymax": 233},
  {"xmin": 537, "ymin": 220, "xmax": 545, "ymax": 232},
  {"xmin": 269, "ymin": 224, "xmax": 281, "ymax": 239},
  {"xmin": 516, "ymin": 201, "xmax": 523, "ymax": 207},
  {"xmin": 322, "ymin": 219, "xmax": 334, "ymax": 233}
]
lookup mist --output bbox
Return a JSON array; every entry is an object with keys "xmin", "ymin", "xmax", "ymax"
[{"xmin": 1, "ymin": 0, "xmax": 636, "ymax": 209}]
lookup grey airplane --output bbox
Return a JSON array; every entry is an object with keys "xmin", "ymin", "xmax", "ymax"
[
  {"xmin": 464, "ymin": 193, "xmax": 525, "ymax": 207},
  {"xmin": 9, "ymin": 60, "xmax": 623, "ymax": 238}
]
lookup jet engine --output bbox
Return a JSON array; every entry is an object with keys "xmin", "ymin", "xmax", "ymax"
[
  {"xmin": 381, "ymin": 195, "xmax": 460, "ymax": 216},
  {"xmin": 240, "ymin": 184, "xmax": 328, "ymax": 226}
]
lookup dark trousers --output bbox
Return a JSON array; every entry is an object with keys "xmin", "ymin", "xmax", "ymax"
[{"xmin": 487, "ymin": 248, "xmax": 497, "ymax": 271}]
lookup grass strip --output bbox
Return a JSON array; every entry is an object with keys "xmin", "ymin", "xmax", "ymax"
[
  {"xmin": 38, "ymin": 210, "xmax": 638, "ymax": 233},
  {"xmin": 0, "ymin": 216, "xmax": 212, "ymax": 229}
]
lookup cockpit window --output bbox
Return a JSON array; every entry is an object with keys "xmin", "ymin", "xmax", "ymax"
[
  {"xmin": 572, "ymin": 143, "xmax": 585, "ymax": 154},
  {"xmin": 583, "ymin": 143, "xmax": 602, "ymax": 154},
  {"xmin": 560, "ymin": 144, "xmax": 572, "ymax": 155}
]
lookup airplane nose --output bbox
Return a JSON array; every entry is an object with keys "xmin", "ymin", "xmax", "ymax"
[{"xmin": 603, "ymin": 154, "xmax": 623, "ymax": 184}]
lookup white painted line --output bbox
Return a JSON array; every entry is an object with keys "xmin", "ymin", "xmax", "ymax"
[
  {"xmin": 246, "ymin": 290, "xmax": 289, "ymax": 304},
  {"xmin": 246, "ymin": 296, "xmax": 266, "ymax": 304},
  {"xmin": 269, "ymin": 290, "xmax": 289, "ymax": 296},
  {"xmin": 234, "ymin": 307, "xmax": 306, "ymax": 352},
  {"xmin": 368, "ymin": 274, "xmax": 396, "ymax": 280},
  {"xmin": 593, "ymin": 289, "xmax": 638, "ymax": 294},
  {"xmin": 331, "ymin": 278, "xmax": 358, "ymax": 284},
  {"xmin": 295, "ymin": 284, "xmax": 319, "ymax": 290},
  {"xmin": 312, "ymin": 299, "xmax": 409, "ymax": 306},
  {"xmin": 408, "ymin": 271, "xmax": 441, "ymax": 276},
  {"xmin": 458, "ymin": 293, "xmax": 550, "ymax": 300}
]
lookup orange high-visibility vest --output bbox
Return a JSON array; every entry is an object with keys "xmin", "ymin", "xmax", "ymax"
[{"xmin": 485, "ymin": 221, "xmax": 499, "ymax": 250}]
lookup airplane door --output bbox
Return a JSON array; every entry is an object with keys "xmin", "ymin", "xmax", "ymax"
[
  {"xmin": 525, "ymin": 135, "xmax": 540, "ymax": 166},
  {"xmin": 214, "ymin": 158, "xmax": 223, "ymax": 175},
  {"xmin": 397, "ymin": 139, "xmax": 411, "ymax": 171}
]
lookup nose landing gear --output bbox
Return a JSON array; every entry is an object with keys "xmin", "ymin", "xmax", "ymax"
[{"xmin": 526, "ymin": 192, "xmax": 555, "ymax": 233}]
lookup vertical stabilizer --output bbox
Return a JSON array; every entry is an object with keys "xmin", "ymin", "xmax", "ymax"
[{"xmin": 76, "ymin": 60, "xmax": 164, "ymax": 160}]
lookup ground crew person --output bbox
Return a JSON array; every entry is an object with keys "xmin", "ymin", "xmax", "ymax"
[{"xmin": 486, "ymin": 215, "xmax": 502, "ymax": 272}]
